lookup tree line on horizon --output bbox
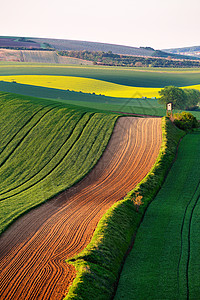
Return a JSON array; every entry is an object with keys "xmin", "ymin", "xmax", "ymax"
[{"xmin": 58, "ymin": 50, "xmax": 200, "ymax": 68}]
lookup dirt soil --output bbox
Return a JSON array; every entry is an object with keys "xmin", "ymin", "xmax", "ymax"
[{"xmin": 0, "ymin": 117, "xmax": 162, "ymax": 299}]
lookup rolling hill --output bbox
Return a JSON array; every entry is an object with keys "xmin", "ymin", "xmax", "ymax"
[
  {"xmin": 0, "ymin": 92, "xmax": 162, "ymax": 298},
  {"xmin": 164, "ymin": 45, "xmax": 200, "ymax": 58},
  {"xmin": 0, "ymin": 63, "xmax": 199, "ymax": 119},
  {"xmin": 0, "ymin": 36, "xmax": 197, "ymax": 60}
]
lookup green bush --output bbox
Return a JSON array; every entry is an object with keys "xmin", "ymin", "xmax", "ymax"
[{"xmin": 173, "ymin": 111, "xmax": 199, "ymax": 130}]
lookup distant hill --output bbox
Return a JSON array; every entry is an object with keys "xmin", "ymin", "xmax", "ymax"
[
  {"xmin": 0, "ymin": 37, "xmax": 44, "ymax": 49},
  {"xmin": 163, "ymin": 46, "xmax": 200, "ymax": 58},
  {"xmin": 31, "ymin": 38, "xmax": 157, "ymax": 56},
  {"xmin": 0, "ymin": 36, "xmax": 197, "ymax": 60}
]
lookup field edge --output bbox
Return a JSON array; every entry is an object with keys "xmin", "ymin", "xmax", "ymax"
[{"xmin": 64, "ymin": 117, "xmax": 185, "ymax": 300}]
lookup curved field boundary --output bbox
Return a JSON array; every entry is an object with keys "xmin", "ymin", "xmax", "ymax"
[
  {"xmin": 1, "ymin": 82, "xmax": 200, "ymax": 120},
  {"xmin": 114, "ymin": 131, "xmax": 200, "ymax": 300},
  {"xmin": 66, "ymin": 118, "xmax": 185, "ymax": 300},
  {"xmin": 1, "ymin": 75, "xmax": 200, "ymax": 98},
  {"xmin": 0, "ymin": 117, "xmax": 162, "ymax": 299},
  {"xmin": 1, "ymin": 64, "xmax": 200, "ymax": 88},
  {"xmin": 0, "ymin": 112, "xmax": 117, "ymax": 233},
  {"xmin": 1, "ymin": 113, "xmax": 115, "ymax": 200},
  {"xmin": 0, "ymin": 93, "xmax": 119, "ymax": 235}
]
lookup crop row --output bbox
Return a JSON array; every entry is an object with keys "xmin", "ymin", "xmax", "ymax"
[
  {"xmin": 0, "ymin": 92, "xmax": 118, "ymax": 234},
  {"xmin": 0, "ymin": 110, "xmax": 88, "ymax": 194},
  {"xmin": 0, "ymin": 93, "xmax": 57, "ymax": 153}
]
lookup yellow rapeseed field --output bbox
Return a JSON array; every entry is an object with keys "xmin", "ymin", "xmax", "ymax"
[{"xmin": 0, "ymin": 75, "xmax": 200, "ymax": 98}]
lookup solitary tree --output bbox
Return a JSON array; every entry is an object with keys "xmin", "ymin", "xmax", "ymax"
[
  {"xmin": 158, "ymin": 86, "xmax": 200, "ymax": 110},
  {"xmin": 133, "ymin": 192, "xmax": 143, "ymax": 212},
  {"xmin": 158, "ymin": 86, "xmax": 186, "ymax": 109}
]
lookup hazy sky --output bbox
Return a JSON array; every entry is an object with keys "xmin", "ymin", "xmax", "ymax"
[{"xmin": 1, "ymin": 0, "xmax": 200, "ymax": 49}]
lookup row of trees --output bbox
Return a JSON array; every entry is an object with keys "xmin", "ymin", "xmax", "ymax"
[
  {"xmin": 57, "ymin": 50, "xmax": 200, "ymax": 68},
  {"xmin": 158, "ymin": 86, "xmax": 200, "ymax": 110}
]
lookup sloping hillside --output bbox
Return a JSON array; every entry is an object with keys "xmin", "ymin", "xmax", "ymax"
[
  {"xmin": 0, "ymin": 112, "xmax": 162, "ymax": 299},
  {"xmin": 31, "ymin": 37, "xmax": 157, "ymax": 56},
  {"xmin": 0, "ymin": 92, "xmax": 118, "ymax": 234},
  {"xmin": 0, "ymin": 36, "xmax": 193, "ymax": 59},
  {"xmin": 164, "ymin": 45, "xmax": 200, "ymax": 58}
]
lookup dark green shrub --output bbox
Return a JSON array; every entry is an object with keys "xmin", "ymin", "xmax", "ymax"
[{"xmin": 173, "ymin": 111, "xmax": 199, "ymax": 130}]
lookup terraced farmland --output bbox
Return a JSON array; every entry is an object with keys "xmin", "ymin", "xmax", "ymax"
[
  {"xmin": 0, "ymin": 93, "xmax": 162, "ymax": 299},
  {"xmin": 115, "ymin": 130, "xmax": 200, "ymax": 300}
]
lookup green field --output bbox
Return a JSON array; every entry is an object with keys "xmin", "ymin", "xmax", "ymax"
[
  {"xmin": 0, "ymin": 92, "xmax": 118, "ymax": 234},
  {"xmin": 114, "ymin": 131, "xmax": 200, "ymax": 300},
  {"xmin": 0, "ymin": 63, "xmax": 199, "ymax": 119},
  {"xmin": 1, "ymin": 62, "xmax": 199, "ymax": 299},
  {"xmin": 0, "ymin": 63, "xmax": 200, "ymax": 87},
  {"xmin": 0, "ymin": 80, "xmax": 199, "ymax": 119}
]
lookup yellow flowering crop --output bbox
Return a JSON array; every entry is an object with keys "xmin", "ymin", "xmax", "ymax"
[{"xmin": 0, "ymin": 75, "xmax": 199, "ymax": 98}]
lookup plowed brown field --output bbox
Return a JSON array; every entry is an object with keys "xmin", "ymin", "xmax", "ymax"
[{"xmin": 0, "ymin": 117, "xmax": 162, "ymax": 300}]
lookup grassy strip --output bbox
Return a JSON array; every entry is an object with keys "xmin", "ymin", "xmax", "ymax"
[{"xmin": 65, "ymin": 117, "xmax": 185, "ymax": 300}]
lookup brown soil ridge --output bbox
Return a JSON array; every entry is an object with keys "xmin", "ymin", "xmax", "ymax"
[{"xmin": 0, "ymin": 117, "xmax": 162, "ymax": 300}]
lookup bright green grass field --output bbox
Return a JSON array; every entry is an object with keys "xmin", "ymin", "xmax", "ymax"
[
  {"xmin": 0, "ymin": 92, "xmax": 118, "ymax": 234},
  {"xmin": 114, "ymin": 131, "xmax": 200, "ymax": 300}
]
